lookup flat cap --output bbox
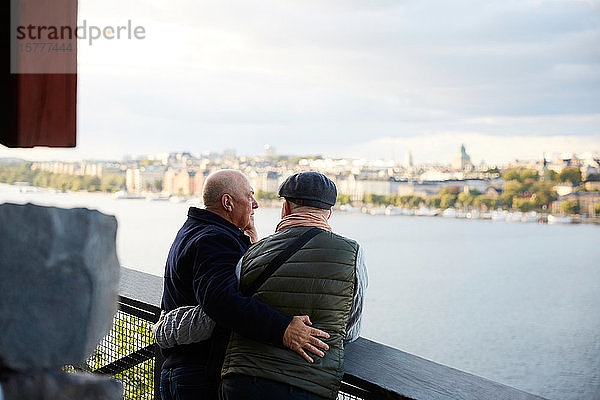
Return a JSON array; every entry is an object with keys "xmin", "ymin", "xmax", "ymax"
[{"xmin": 278, "ymin": 171, "xmax": 337, "ymax": 209}]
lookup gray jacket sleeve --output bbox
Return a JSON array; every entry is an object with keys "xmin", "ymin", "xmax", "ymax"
[
  {"xmin": 345, "ymin": 244, "xmax": 368, "ymax": 343},
  {"xmin": 153, "ymin": 258, "xmax": 243, "ymax": 348},
  {"xmin": 154, "ymin": 305, "xmax": 215, "ymax": 348}
]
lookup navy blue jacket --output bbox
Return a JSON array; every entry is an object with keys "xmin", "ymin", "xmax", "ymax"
[{"xmin": 161, "ymin": 207, "xmax": 292, "ymax": 368}]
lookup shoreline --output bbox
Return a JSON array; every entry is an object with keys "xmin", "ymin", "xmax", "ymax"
[{"xmin": 1, "ymin": 183, "xmax": 598, "ymax": 225}]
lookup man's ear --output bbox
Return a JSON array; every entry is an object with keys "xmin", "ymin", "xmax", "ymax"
[
  {"xmin": 222, "ymin": 194, "xmax": 233, "ymax": 212},
  {"xmin": 282, "ymin": 200, "xmax": 292, "ymax": 217}
]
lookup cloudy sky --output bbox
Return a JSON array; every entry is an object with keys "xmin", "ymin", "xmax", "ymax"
[{"xmin": 3, "ymin": 0, "xmax": 600, "ymax": 164}]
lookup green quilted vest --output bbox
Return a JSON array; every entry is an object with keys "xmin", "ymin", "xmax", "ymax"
[{"xmin": 221, "ymin": 226, "xmax": 359, "ymax": 399}]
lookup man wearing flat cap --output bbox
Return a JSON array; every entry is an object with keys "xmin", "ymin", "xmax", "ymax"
[{"xmin": 155, "ymin": 171, "xmax": 368, "ymax": 400}]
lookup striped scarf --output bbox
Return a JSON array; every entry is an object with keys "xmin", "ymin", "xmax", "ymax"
[{"xmin": 275, "ymin": 206, "xmax": 332, "ymax": 233}]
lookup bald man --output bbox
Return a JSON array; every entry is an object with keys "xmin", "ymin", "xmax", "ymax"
[{"xmin": 159, "ymin": 170, "xmax": 330, "ymax": 400}]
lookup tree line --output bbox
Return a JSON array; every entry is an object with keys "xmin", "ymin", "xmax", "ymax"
[
  {"xmin": 1, "ymin": 163, "xmax": 595, "ymax": 213},
  {"xmin": 338, "ymin": 167, "xmax": 594, "ymax": 213},
  {"xmin": 0, "ymin": 163, "xmax": 125, "ymax": 193}
]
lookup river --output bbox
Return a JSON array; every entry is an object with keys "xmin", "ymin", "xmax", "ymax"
[{"xmin": 1, "ymin": 184, "xmax": 598, "ymax": 400}]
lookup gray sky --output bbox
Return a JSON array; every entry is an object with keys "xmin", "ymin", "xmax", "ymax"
[{"xmin": 3, "ymin": 0, "xmax": 599, "ymax": 164}]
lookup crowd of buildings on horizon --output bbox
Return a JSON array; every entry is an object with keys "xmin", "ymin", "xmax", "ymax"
[{"xmin": 5, "ymin": 144, "xmax": 600, "ymax": 218}]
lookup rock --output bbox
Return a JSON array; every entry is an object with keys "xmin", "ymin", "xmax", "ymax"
[
  {"xmin": 0, "ymin": 369, "xmax": 123, "ymax": 400},
  {"xmin": 0, "ymin": 203, "xmax": 120, "ymax": 371}
]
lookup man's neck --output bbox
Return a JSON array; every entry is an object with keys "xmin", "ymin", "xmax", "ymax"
[
  {"xmin": 204, "ymin": 206, "xmax": 235, "ymax": 227},
  {"xmin": 275, "ymin": 211, "xmax": 332, "ymax": 233}
]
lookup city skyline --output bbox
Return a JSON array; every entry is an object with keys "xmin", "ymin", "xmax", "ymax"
[
  {"xmin": 2, "ymin": 138, "xmax": 599, "ymax": 166},
  {"xmin": 2, "ymin": 0, "xmax": 599, "ymax": 163}
]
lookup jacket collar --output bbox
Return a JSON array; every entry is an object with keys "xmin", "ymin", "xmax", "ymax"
[{"xmin": 187, "ymin": 207, "xmax": 250, "ymax": 245}]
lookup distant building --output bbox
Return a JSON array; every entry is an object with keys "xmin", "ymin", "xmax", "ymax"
[
  {"xmin": 552, "ymin": 192, "xmax": 600, "ymax": 216},
  {"xmin": 81, "ymin": 162, "xmax": 102, "ymax": 178},
  {"xmin": 580, "ymin": 159, "xmax": 600, "ymax": 181},
  {"xmin": 485, "ymin": 187, "xmax": 502, "ymax": 198},
  {"xmin": 126, "ymin": 166, "xmax": 165, "ymax": 193},
  {"xmin": 333, "ymin": 174, "xmax": 392, "ymax": 202},
  {"xmin": 333, "ymin": 174, "xmax": 357, "ymax": 200},
  {"xmin": 354, "ymin": 175, "xmax": 392, "ymax": 199},
  {"xmin": 264, "ymin": 171, "xmax": 280, "ymax": 193},
  {"xmin": 394, "ymin": 180, "xmax": 438, "ymax": 197},
  {"xmin": 30, "ymin": 161, "xmax": 126, "ymax": 179},
  {"xmin": 584, "ymin": 181, "xmax": 600, "ymax": 191},
  {"xmin": 554, "ymin": 183, "xmax": 574, "ymax": 197},
  {"xmin": 101, "ymin": 162, "xmax": 123, "ymax": 176},
  {"xmin": 394, "ymin": 178, "xmax": 488, "ymax": 197},
  {"xmin": 451, "ymin": 144, "xmax": 473, "ymax": 171},
  {"xmin": 167, "ymin": 152, "xmax": 198, "ymax": 167},
  {"xmin": 247, "ymin": 170, "xmax": 280, "ymax": 193},
  {"xmin": 162, "ymin": 168, "xmax": 206, "ymax": 196},
  {"xmin": 420, "ymin": 170, "xmax": 454, "ymax": 181},
  {"xmin": 403, "ymin": 150, "xmax": 413, "ymax": 169},
  {"xmin": 488, "ymin": 176, "xmax": 505, "ymax": 190},
  {"xmin": 558, "ymin": 153, "xmax": 580, "ymax": 168},
  {"xmin": 31, "ymin": 161, "xmax": 77, "ymax": 175},
  {"xmin": 223, "ymin": 149, "xmax": 237, "ymax": 161},
  {"xmin": 264, "ymin": 144, "xmax": 275, "ymax": 159}
]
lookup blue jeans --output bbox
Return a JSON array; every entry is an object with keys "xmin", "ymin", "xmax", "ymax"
[
  {"xmin": 219, "ymin": 374, "xmax": 327, "ymax": 400},
  {"xmin": 160, "ymin": 365, "xmax": 218, "ymax": 400}
]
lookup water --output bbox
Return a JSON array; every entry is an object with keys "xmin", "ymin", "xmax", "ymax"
[{"xmin": 1, "ymin": 184, "xmax": 599, "ymax": 400}]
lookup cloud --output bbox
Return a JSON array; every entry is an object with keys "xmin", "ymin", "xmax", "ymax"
[
  {"xmin": 339, "ymin": 133, "xmax": 600, "ymax": 165},
  {"xmin": 4, "ymin": 0, "xmax": 599, "ymax": 161}
]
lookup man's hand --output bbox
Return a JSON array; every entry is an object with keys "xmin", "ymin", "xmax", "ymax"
[
  {"xmin": 152, "ymin": 310, "xmax": 166, "ymax": 338},
  {"xmin": 283, "ymin": 316, "xmax": 330, "ymax": 363},
  {"xmin": 243, "ymin": 214, "xmax": 259, "ymax": 243}
]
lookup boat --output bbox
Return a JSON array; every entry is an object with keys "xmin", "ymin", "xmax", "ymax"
[
  {"xmin": 466, "ymin": 210, "xmax": 480, "ymax": 219},
  {"xmin": 186, "ymin": 197, "xmax": 203, "ymax": 206},
  {"xmin": 113, "ymin": 191, "xmax": 144, "ymax": 200},
  {"xmin": 507, "ymin": 212, "xmax": 523, "ymax": 222},
  {"xmin": 415, "ymin": 207, "xmax": 438, "ymax": 217},
  {"xmin": 442, "ymin": 208, "xmax": 456, "ymax": 218},
  {"xmin": 368, "ymin": 207, "xmax": 386, "ymax": 216},
  {"xmin": 168, "ymin": 196, "xmax": 187, "ymax": 203},
  {"xmin": 547, "ymin": 215, "xmax": 572, "ymax": 224},
  {"xmin": 146, "ymin": 196, "xmax": 169, "ymax": 202},
  {"xmin": 384, "ymin": 206, "xmax": 403, "ymax": 216},
  {"xmin": 339, "ymin": 204, "xmax": 360, "ymax": 213},
  {"xmin": 491, "ymin": 210, "xmax": 508, "ymax": 222},
  {"xmin": 521, "ymin": 211, "xmax": 539, "ymax": 223},
  {"xmin": 14, "ymin": 182, "xmax": 37, "ymax": 193}
]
